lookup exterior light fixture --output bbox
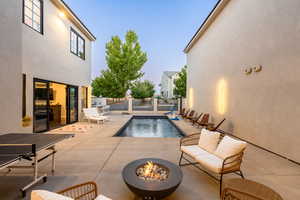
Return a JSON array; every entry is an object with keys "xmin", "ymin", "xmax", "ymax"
[{"xmin": 59, "ymin": 11, "xmax": 66, "ymax": 18}]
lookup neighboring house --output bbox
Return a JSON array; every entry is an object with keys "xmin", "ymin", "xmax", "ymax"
[
  {"xmin": 160, "ymin": 71, "xmax": 179, "ymax": 99},
  {"xmin": 0, "ymin": 0, "xmax": 96, "ymax": 133},
  {"xmin": 184, "ymin": 0, "xmax": 300, "ymax": 163}
]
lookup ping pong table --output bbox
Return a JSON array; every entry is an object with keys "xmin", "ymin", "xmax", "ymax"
[{"xmin": 0, "ymin": 133, "xmax": 74, "ymax": 197}]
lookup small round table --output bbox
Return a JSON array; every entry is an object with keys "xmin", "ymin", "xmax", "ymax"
[{"xmin": 222, "ymin": 178, "xmax": 283, "ymax": 200}]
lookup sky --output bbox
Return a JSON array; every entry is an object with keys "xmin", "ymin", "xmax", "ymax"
[{"xmin": 64, "ymin": 0, "xmax": 218, "ymax": 88}]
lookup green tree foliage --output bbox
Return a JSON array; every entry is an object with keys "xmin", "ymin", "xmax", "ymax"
[
  {"xmin": 174, "ymin": 66, "xmax": 187, "ymax": 98},
  {"xmin": 92, "ymin": 30, "xmax": 147, "ymax": 98},
  {"xmin": 131, "ymin": 80, "xmax": 155, "ymax": 99}
]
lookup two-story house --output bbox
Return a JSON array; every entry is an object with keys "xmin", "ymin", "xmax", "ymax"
[
  {"xmin": 160, "ymin": 71, "xmax": 179, "ymax": 99},
  {"xmin": 0, "ymin": 0, "xmax": 96, "ymax": 133}
]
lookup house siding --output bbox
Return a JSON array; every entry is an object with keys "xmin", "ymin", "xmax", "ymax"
[
  {"xmin": 187, "ymin": 0, "xmax": 300, "ymax": 162},
  {"xmin": 0, "ymin": 0, "xmax": 23, "ymax": 133},
  {"xmin": 0, "ymin": 0, "xmax": 93, "ymax": 133}
]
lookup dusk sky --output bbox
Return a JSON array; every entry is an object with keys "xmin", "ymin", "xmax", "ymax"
[{"xmin": 64, "ymin": 0, "xmax": 218, "ymax": 87}]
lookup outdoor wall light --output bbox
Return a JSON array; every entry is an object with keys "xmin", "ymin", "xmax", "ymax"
[
  {"xmin": 59, "ymin": 11, "xmax": 66, "ymax": 18},
  {"xmin": 253, "ymin": 65, "xmax": 262, "ymax": 72},
  {"xmin": 217, "ymin": 79, "xmax": 227, "ymax": 115},
  {"xmin": 244, "ymin": 68, "xmax": 252, "ymax": 75},
  {"xmin": 188, "ymin": 88, "xmax": 194, "ymax": 109}
]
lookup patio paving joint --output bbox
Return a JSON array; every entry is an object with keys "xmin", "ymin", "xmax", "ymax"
[{"xmin": 93, "ymin": 137, "xmax": 124, "ymax": 181}]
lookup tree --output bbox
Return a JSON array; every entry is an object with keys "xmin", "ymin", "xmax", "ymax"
[
  {"xmin": 92, "ymin": 30, "xmax": 148, "ymax": 98},
  {"xmin": 91, "ymin": 70, "xmax": 124, "ymax": 98},
  {"xmin": 174, "ymin": 66, "xmax": 187, "ymax": 98},
  {"xmin": 131, "ymin": 80, "xmax": 155, "ymax": 100},
  {"xmin": 92, "ymin": 30, "xmax": 147, "ymax": 98}
]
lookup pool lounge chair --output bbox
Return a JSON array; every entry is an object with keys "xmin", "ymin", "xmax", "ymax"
[
  {"xmin": 179, "ymin": 108, "xmax": 186, "ymax": 116},
  {"xmin": 183, "ymin": 109, "xmax": 192, "ymax": 119},
  {"xmin": 191, "ymin": 113, "xmax": 203, "ymax": 125},
  {"xmin": 195, "ymin": 113, "xmax": 210, "ymax": 127},
  {"xmin": 83, "ymin": 108, "xmax": 109, "ymax": 124},
  {"xmin": 185, "ymin": 110, "xmax": 196, "ymax": 120},
  {"xmin": 207, "ymin": 118, "xmax": 226, "ymax": 131}
]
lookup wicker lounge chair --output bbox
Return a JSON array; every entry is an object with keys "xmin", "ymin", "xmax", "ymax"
[
  {"xmin": 179, "ymin": 108, "xmax": 186, "ymax": 116},
  {"xmin": 179, "ymin": 129, "xmax": 247, "ymax": 195}
]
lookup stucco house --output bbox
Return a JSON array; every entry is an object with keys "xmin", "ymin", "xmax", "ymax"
[
  {"xmin": 160, "ymin": 71, "xmax": 179, "ymax": 99},
  {"xmin": 184, "ymin": 0, "xmax": 300, "ymax": 163},
  {"xmin": 0, "ymin": 0, "xmax": 96, "ymax": 133}
]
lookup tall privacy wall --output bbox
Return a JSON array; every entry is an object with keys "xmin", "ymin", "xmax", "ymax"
[
  {"xmin": 187, "ymin": 0, "xmax": 300, "ymax": 162},
  {"xmin": 0, "ymin": 0, "xmax": 23, "ymax": 133}
]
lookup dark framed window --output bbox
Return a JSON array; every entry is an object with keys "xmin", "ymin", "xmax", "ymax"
[
  {"xmin": 22, "ymin": 0, "xmax": 43, "ymax": 34},
  {"xmin": 70, "ymin": 28, "xmax": 85, "ymax": 60}
]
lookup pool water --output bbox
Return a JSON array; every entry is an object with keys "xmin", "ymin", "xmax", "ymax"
[{"xmin": 116, "ymin": 117, "xmax": 184, "ymax": 138}]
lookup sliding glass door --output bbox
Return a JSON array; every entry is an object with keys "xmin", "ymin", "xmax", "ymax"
[
  {"xmin": 33, "ymin": 79, "xmax": 79, "ymax": 132},
  {"xmin": 33, "ymin": 80, "xmax": 49, "ymax": 133},
  {"xmin": 67, "ymin": 86, "xmax": 78, "ymax": 124}
]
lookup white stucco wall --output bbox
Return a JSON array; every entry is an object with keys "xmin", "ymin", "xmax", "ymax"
[
  {"xmin": 22, "ymin": 0, "xmax": 93, "ymax": 129},
  {"xmin": 22, "ymin": 0, "xmax": 92, "ymax": 86},
  {"xmin": 187, "ymin": 0, "xmax": 300, "ymax": 162},
  {"xmin": 0, "ymin": 0, "xmax": 23, "ymax": 133}
]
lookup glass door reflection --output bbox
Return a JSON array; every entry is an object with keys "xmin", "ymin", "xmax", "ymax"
[{"xmin": 33, "ymin": 81, "xmax": 49, "ymax": 132}]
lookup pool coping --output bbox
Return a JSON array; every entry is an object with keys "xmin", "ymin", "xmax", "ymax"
[{"xmin": 113, "ymin": 115, "xmax": 186, "ymax": 137}]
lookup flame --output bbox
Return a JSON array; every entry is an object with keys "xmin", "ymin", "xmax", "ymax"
[{"xmin": 144, "ymin": 161, "xmax": 154, "ymax": 177}]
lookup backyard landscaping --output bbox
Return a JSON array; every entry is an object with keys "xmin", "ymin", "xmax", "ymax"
[{"xmin": 0, "ymin": 114, "xmax": 299, "ymax": 199}]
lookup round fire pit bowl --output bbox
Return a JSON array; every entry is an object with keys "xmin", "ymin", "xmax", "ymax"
[{"xmin": 122, "ymin": 158, "xmax": 183, "ymax": 199}]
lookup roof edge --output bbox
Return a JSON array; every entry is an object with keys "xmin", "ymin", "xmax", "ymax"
[
  {"xmin": 51, "ymin": 0, "xmax": 96, "ymax": 41},
  {"xmin": 184, "ymin": 0, "xmax": 230, "ymax": 53}
]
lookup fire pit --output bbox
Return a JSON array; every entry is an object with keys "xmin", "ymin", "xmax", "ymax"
[{"xmin": 122, "ymin": 158, "xmax": 183, "ymax": 199}]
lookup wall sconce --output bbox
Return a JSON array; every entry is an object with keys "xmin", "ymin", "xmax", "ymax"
[
  {"xmin": 253, "ymin": 65, "xmax": 262, "ymax": 72},
  {"xmin": 59, "ymin": 11, "xmax": 66, "ymax": 18},
  {"xmin": 244, "ymin": 68, "xmax": 252, "ymax": 75}
]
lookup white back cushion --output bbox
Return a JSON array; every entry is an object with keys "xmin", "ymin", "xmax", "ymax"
[
  {"xmin": 31, "ymin": 190, "xmax": 73, "ymax": 200},
  {"xmin": 214, "ymin": 136, "xmax": 247, "ymax": 159},
  {"xmin": 198, "ymin": 129, "xmax": 220, "ymax": 153}
]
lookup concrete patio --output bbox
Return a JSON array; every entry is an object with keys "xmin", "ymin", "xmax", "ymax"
[{"xmin": 0, "ymin": 114, "xmax": 299, "ymax": 200}]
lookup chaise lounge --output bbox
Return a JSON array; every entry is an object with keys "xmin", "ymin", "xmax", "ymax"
[{"xmin": 179, "ymin": 128, "xmax": 247, "ymax": 195}]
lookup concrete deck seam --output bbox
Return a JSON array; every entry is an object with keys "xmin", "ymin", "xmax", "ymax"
[{"xmin": 93, "ymin": 137, "xmax": 123, "ymax": 181}]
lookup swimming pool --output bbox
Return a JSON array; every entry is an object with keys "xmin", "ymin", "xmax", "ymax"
[{"xmin": 115, "ymin": 116, "xmax": 185, "ymax": 138}]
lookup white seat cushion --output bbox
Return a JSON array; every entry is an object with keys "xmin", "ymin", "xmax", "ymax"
[
  {"xmin": 214, "ymin": 136, "xmax": 247, "ymax": 159},
  {"xmin": 31, "ymin": 190, "xmax": 73, "ymax": 200},
  {"xmin": 95, "ymin": 194, "xmax": 112, "ymax": 200},
  {"xmin": 194, "ymin": 153, "xmax": 224, "ymax": 173},
  {"xmin": 181, "ymin": 145, "xmax": 211, "ymax": 158},
  {"xmin": 198, "ymin": 129, "xmax": 220, "ymax": 153}
]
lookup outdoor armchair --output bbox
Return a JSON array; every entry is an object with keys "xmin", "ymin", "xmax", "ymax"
[
  {"xmin": 31, "ymin": 182, "xmax": 112, "ymax": 200},
  {"xmin": 179, "ymin": 129, "xmax": 247, "ymax": 196}
]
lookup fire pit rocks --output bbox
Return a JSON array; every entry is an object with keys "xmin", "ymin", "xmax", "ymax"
[{"xmin": 122, "ymin": 158, "xmax": 183, "ymax": 199}]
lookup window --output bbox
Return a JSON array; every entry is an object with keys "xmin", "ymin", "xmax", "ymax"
[
  {"xmin": 70, "ymin": 28, "xmax": 85, "ymax": 60},
  {"xmin": 23, "ymin": 0, "xmax": 43, "ymax": 34}
]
